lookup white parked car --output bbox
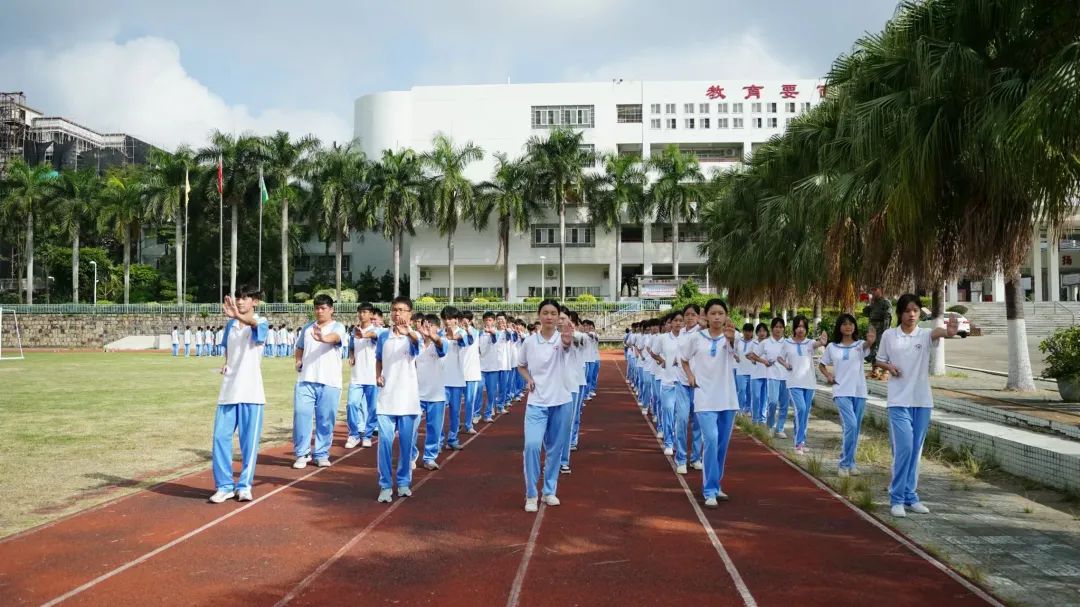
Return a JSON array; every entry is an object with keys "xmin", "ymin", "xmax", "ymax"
[{"xmin": 944, "ymin": 311, "xmax": 971, "ymax": 337}]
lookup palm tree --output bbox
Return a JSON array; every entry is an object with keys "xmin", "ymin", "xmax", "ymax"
[
  {"xmin": 143, "ymin": 147, "xmax": 195, "ymax": 304},
  {"xmin": 422, "ymin": 133, "xmax": 483, "ymax": 303},
  {"xmin": 590, "ymin": 153, "xmax": 646, "ymax": 300},
  {"xmin": 262, "ymin": 131, "xmax": 320, "ymax": 304},
  {"xmin": 96, "ymin": 169, "xmax": 145, "ymax": 304},
  {"xmin": 0, "ymin": 159, "xmax": 53, "ymax": 304},
  {"xmin": 47, "ymin": 168, "xmax": 100, "ymax": 303},
  {"xmin": 308, "ymin": 142, "xmax": 369, "ymax": 302},
  {"xmin": 196, "ymin": 131, "xmax": 266, "ymax": 298},
  {"xmin": 648, "ymin": 144, "xmax": 704, "ymax": 280},
  {"xmin": 476, "ymin": 153, "xmax": 540, "ymax": 299},
  {"xmin": 370, "ymin": 148, "xmax": 426, "ymax": 298},
  {"xmin": 524, "ymin": 128, "xmax": 592, "ymax": 299}
]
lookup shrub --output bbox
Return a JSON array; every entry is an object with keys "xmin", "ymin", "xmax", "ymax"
[
  {"xmin": 293, "ymin": 292, "xmax": 310, "ymax": 303},
  {"xmin": 313, "ymin": 288, "xmax": 357, "ymax": 304},
  {"xmin": 575, "ymin": 293, "xmax": 598, "ymax": 304},
  {"xmin": 471, "ymin": 297, "xmax": 490, "ymax": 304},
  {"xmin": 1040, "ymin": 325, "xmax": 1080, "ymax": 380},
  {"xmin": 417, "ymin": 296, "xmax": 437, "ymax": 304},
  {"xmin": 524, "ymin": 296, "xmax": 542, "ymax": 304},
  {"xmin": 947, "ymin": 304, "xmax": 968, "ymax": 314}
]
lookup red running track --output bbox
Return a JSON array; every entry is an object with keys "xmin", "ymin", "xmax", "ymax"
[{"xmin": 0, "ymin": 353, "xmax": 999, "ymax": 606}]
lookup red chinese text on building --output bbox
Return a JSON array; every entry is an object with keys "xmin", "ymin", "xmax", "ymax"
[
  {"xmin": 705, "ymin": 85, "xmax": 726, "ymax": 100},
  {"xmin": 742, "ymin": 84, "xmax": 763, "ymax": 99},
  {"xmin": 780, "ymin": 84, "xmax": 799, "ymax": 98},
  {"xmin": 816, "ymin": 84, "xmax": 827, "ymax": 98}
]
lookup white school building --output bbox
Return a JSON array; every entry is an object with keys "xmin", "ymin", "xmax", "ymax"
[{"xmin": 301, "ymin": 78, "xmax": 828, "ymax": 301}]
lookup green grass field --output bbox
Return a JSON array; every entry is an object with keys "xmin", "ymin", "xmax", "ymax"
[{"xmin": 0, "ymin": 351, "xmax": 351, "ymax": 538}]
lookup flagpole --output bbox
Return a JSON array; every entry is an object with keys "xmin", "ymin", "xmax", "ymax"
[
  {"xmin": 183, "ymin": 166, "xmax": 189, "ymax": 305},
  {"xmin": 218, "ymin": 154, "xmax": 223, "ymax": 303},
  {"xmin": 257, "ymin": 166, "xmax": 263, "ymax": 292}
]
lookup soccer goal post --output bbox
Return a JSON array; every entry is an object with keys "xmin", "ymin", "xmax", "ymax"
[{"xmin": 0, "ymin": 308, "xmax": 25, "ymax": 360}]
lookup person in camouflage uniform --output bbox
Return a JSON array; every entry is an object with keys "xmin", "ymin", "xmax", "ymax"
[{"xmin": 864, "ymin": 287, "xmax": 891, "ymax": 369}]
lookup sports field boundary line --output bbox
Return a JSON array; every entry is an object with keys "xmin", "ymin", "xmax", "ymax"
[
  {"xmin": 40, "ymin": 430, "xmax": 380, "ymax": 607},
  {"xmin": 614, "ymin": 361, "xmax": 757, "ymax": 607},
  {"xmin": 274, "ymin": 410, "xmax": 504, "ymax": 607},
  {"xmin": 505, "ymin": 502, "xmax": 546, "ymax": 607},
  {"xmin": 739, "ymin": 432, "xmax": 1005, "ymax": 607}
]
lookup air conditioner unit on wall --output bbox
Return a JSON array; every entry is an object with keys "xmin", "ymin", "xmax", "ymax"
[
  {"xmin": 419, "ymin": 269, "xmax": 431, "ymax": 280},
  {"xmin": 545, "ymin": 268, "xmax": 556, "ymax": 279}
]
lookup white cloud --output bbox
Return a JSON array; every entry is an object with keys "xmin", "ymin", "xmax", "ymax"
[
  {"xmin": 563, "ymin": 31, "xmax": 810, "ymax": 82},
  {"xmin": 0, "ymin": 36, "xmax": 349, "ymax": 150}
]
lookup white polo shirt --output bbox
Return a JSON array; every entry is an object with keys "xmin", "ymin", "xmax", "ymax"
[
  {"xmin": 521, "ymin": 330, "xmax": 572, "ymax": 407},
  {"xmin": 266, "ymin": 328, "xmax": 277, "ymax": 346},
  {"xmin": 296, "ymin": 321, "xmax": 348, "ymax": 389},
  {"xmin": 876, "ymin": 326, "xmax": 935, "ymax": 407},
  {"xmin": 683, "ymin": 330, "xmax": 738, "ymax": 412},
  {"xmin": 376, "ymin": 329, "xmax": 421, "ymax": 416},
  {"xmin": 349, "ymin": 325, "xmax": 381, "ymax": 386},
  {"xmin": 195, "ymin": 331, "xmax": 204, "ymax": 346},
  {"xmin": 784, "ymin": 337, "xmax": 818, "ymax": 390},
  {"xmin": 461, "ymin": 327, "xmax": 482, "ymax": 382},
  {"xmin": 440, "ymin": 327, "xmax": 468, "ymax": 388},
  {"xmin": 217, "ymin": 316, "xmax": 269, "ymax": 405},
  {"xmin": 171, "ymin": 329, "xmax": 179, "ymax": 345},
  {"xmin": 750, "ymin": 339, "xmax": 768, "ymax": 380},
  {"xmin": 184, "ymin": 329, "xmax": 191, "ymax": 345},
  {"xmin": 479, "ymin": 328, "xmax": 502, "ymax": 372},
  {"xmin": 417, "ymin": 339, "xmax": 448, "ymax": 402},
  {"xmin": 734, "ymin": 336, "xmax": 756, "ymax": 376},
  {"xmin": 821, "ymin": 341, "xmax": 868, "ymax": 399},
  {"xmin": 677, "ymin": 326, "xmax": 699, "ymax": 386},
  {"xmin": 761, "ymin": 337, "xmax": 789, "ymax": 381},
  {"xmin": 654, "ymin": 332, "xmax": 681, "ymax": 386}
]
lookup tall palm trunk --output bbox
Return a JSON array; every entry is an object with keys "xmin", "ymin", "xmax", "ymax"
[
  {"xmin": 72, "ymin": 229, "xmax": 80, "ymax": 304},
  {"xmin": 671, "ymin": 209, "xmax": 680, "ymax": 280},
  {"xmin": 174, "ymin": 201, "xmax": 183, "ymax": 304},
  {"xmin": 1005, "ymin": 268, "xmax": 1036, "ymax": 391},
  {"xmin": 335, "ymin": 226, "xmax": 343, "ymax": 303},
  {"xmin": 930, "ymin": 284, "xmax": 946, "ymax": 376},
  {"xmin": 448, "ymin": 231, "xmax": 455, "ymax": 303},
  {"xmin": 392, "ymin": 230, "xmax": 402, "ymax": 298},
  {"xmin": 500, "ymin": 218, "xmax": 510, "ymax": 299},
  {"xmin": 229, "ymin": 202, "xmax": 238, "ymax": 297},
  {"xmin": 123, "ymin": 225, "xmax": 132, "ymax": 305},
  {"xmin": 25, "ymin": 211, "xmax": 33, "ymax": 305},
  {"xmin": 281, "ymin": 195, "xmax": 289, "ymax": 303},
  {"xmin": 558, "ymin": 201, "xmax": 566, "ymax": 300},
  {"xmin": 812, "ymin": 297, "xmax": 822, "ymax": 332},
  {"xmin": 615, "ymin": 224, "xmax": 622, "ymax": 301}
]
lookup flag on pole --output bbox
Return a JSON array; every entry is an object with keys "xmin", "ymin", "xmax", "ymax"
[
  {"xmin": 217, "ymin": 154, "xmax": 224, "ymax": 195},
  {"xmin": 183, "ymin": 167, "xmax": 191, "ymax": 207},
  {"xmin": 258, "ymin": 167, "xmax": 269, "ymax": 206}
]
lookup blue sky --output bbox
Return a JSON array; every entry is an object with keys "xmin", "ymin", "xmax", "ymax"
[{"xmin": 0, "ymin": 0, "xmax": 898, "ymax": 149}]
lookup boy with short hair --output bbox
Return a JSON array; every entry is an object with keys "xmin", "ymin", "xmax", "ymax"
[
  {"xmin": 171, "ymin": 326, "xmax": 180, "ymax": 357},
  {"xmin": 495, "ymin": 312, "xmax": 516, "ymax": 413},
  {"xmin": 184, "ymin": 326, "xmax": 192, "ymax": 357},
  {"xmin": 195, "ymin": 326, "xmax": 204, "ymax": 357},
  {"xmin": 478, "ymin": 311, "xmax": 502, "ymax": 422},
  {"xmin": 460, "ymin": 310, "xmax": 483, "ymax": 432},
  {"xmin": 265, "ymin": 322, "xmax": 277, "ymax": 357},
  {"xmin": 583, "ymin": 320, "xmax": 600, "ymax": 399},
  {"xmin": 415, "ymin": 314, "xmax": 447, "ymax": 470},
  {"xmin": 209, "ymin": 286, "xmax": 270, "ymax": 503},
  {"xmin": 375, "ymin": 296, "xmax": 422, "ymax": 502},
  {"xmin": 292, "ymin": 294, "xmax": 347, "ymax": 469},
  {"xmin": 346, "ymin": 303, "xmax": 382, "ymax": 449},
  {"xmin": 440, "ymin": 306, "xmax": 470, "ymax": 450}
]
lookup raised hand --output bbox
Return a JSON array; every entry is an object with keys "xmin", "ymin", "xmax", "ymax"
[
  {"xmin": 865, "ymin": 324, "xmax": 877, "ymax": 347},
  {"xmin": 946, "ymin": 315, "xmax": 959, "ymax": 336},
  {"xmin": 312, "ymin": 323, "xmax": 324, "ymax": 343},
  {"xmin": 222, "ymin": 295, "xmax": 238, "ymax": 319}
]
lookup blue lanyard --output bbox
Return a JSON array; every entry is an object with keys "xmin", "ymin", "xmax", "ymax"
[{"xmin": 700, "ymin": 331, "xmax": 724, "ymax": 357}]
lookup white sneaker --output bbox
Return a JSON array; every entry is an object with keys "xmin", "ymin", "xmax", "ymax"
[
  {"xmin": 524, "ymin": 498, "xmax": 539, "ymax": 513},
  {"xmin": 542, "ymin": 494, "xmax": 561, "ymax": 506},
  {"xmin": 891, "ymin": 505, "xmax": 907, "ymax": 518},
  {"xmin": 484, "ymin": 417, "xmax": 495, "ymax": 423},
  {"xmin": 473, "ymin": 416, "xmax": 481, "ymax": 425},
  {"xmin": 411, "ymin": 460, "xmax": 417, "ymax": 470},
  {"xmin": 691, "ymin": 461, "xmax": 704, "ymax": 471},
  {"xmin": 361, "ymin": 438, "xmax": 373, "ymax": 448},
  {"xmin": 423, "ymin": 460, "xmax": 440, "ymax": 471},
  {"xmin": 292, "ymin": 455, "xmax": 311, "ymax": 469},
  {"xmin": 398, "ymin": 486, "xmax": 412, "ymax": 497},
  {"xmin": 676, "ymin": 464, "xmax": 688, "ymax": 474},
  {"xmin": 316, "ymin": 458, "xmax": 331, "ymax": 467},
  {"xmin": 717, "ymin": 491, "xmax": 729, "ymax": 501},
  {"xmin": 208, "ymin": 490, "xmax": 235, "ymax": 503},
  {"xmin": 560, "ymin": 465, "xmax": 571, "ymax": 474},
  {"xmin": 377, "ymin": 488, "xmax": 393, "ymax": 503},
  {"xmin": 795, "ymin": 445, "xmax": 805, "ymax": 455},
  {"xmin": 838, "ymin": 468, "xmax": 850, "ymax": 478},
  {"xmin": 467, "ymin": 428, "xmax": 478, "ymax": 435},
  {"xmin": 774, "ymin": 431, "xmax": 787, "ymax": 439},
  {"xmin": 345, "ymin": 436, "xmax": 361, "ymax": 449},
  {"xmin": 908, "ymin": 502, "xmax": 931, "ymax": 514},
  {"xmin": 570, "ymin": 445, "xmax": 578, "ymax": 451},
  {"xmin": 849, "ymin": 466, "xmax": 861, "ymax": 476},
  {"xmin": 656, "ymin": 431, "xmax": 664, "ymax": 439},
  {"xmin": 663, "ymin": 447, "xmax": 674, "ymax": 456},
  {"xmin": 704, "ymin": 497, "xmax": 719, "ymax": 508},
  {"xmin": 237, "ymin": 489, "xmax": 253, "ymax": 502}
]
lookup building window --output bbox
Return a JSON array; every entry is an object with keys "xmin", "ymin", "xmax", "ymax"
[
  {"xmin": 732, "ymin": 102, "xmax": 744, "ymax": 113},
  {"xmin": 579, "ymin": 143, "xmax": 597, "ymax": 166},
  {"xmin": 531, "ymin": 224, "xmax": 595, "ymax": 248},
  {"xmin": 684, "ymin": 118, "xmax": 695, "ymax": 129},
  {"xmin": 751, "ymin": 102, "xmax": 762, "ymax": 113},
  {"xmin": 666, "ymin": 118, "xmax": 677, "ymax": 129},
  {"xmin": 683, "ymin": 103, "xmax": 694, "ymax": 113},
  {"xmin": 767, "ymin": 102, "xmax": 777, "ymax": 113},
  {"xmin": 650, "ymin": 118, "xmax": 661, "ymax": 129},
  {"xmin": 752, "ymin": 117, "xmax": 763, "ymax": 128},
  {"xmin": 801, "ymin": 102, "xmax": 812, "ymax": 112},
  {"xmin": 699, "ymin": 103, "xmax": 710, "ymax": 114},
  {"xmin": 650, "ymin": 103, "xmax": 661, "ymax": 114},
  {"xmin": 786, "ymin": 102, "xmax": 796, "ymax": 113},
  {"xmin": 700, "ymin": 117, "xmax": 710, "ymax": 129},
  {"xmin": 718, "ymin": 103, "xmax": 729, "ymax": 113},
  {"xmin": 665, "ymin": 103, "xmax": 676, "ymax": 114},
  {"xmin": 717, "ymin": 117, "xmax": 729, "ymax": 129},
  {"xmin": 530, "ymin": 105, "xmax": 595, "ymax": 129},
  {"xmin": 785, "ymin": 117, "xmax": 793, "ymax": 126},
  {"xmin": 616, "ymin": 104, "xmax": 642, "ymax": 123},
  {"xmin": 767, "ymin": 117, "xmax": 778, "ymax": 128},
  {"xmin": 733, "ymin": 117, "xmax": 744, "ymax": 129}
]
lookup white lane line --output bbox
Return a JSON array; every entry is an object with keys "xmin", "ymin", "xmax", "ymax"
[
  {"xmin": 505, "ymin": 503, "xmax": 547, "ymax": 607},
  {"xmin": 42, "ymin": 436, "xmax": 375, "ymax": 607},
  {"xmin": 741, "ymin": 432, "xmax": 1005, "ymax": 607},
  {"xmin": 621, "ymin": 375, "xmax": 758, "ymax": 606},
  {"xmin": 274, "ymin": 413, "xmax": 503, "ymax": 606}
]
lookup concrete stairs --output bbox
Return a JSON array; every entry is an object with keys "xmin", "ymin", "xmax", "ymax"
[{"xmin": 960, "ymin": 302, "xmax": 1079, "ymax": 336}]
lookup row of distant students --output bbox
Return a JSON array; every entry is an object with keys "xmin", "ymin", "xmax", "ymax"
[
  {"xmin": 624, "ymin": 294, "xmax": 957, "ymax": 515},
  {"xmin": 208, "ymin": 288, "xmax": 601, "ymax": 513},
  {"xmin": 170, "ymin": 325, "xmax": 297, "ymax": 357}
]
